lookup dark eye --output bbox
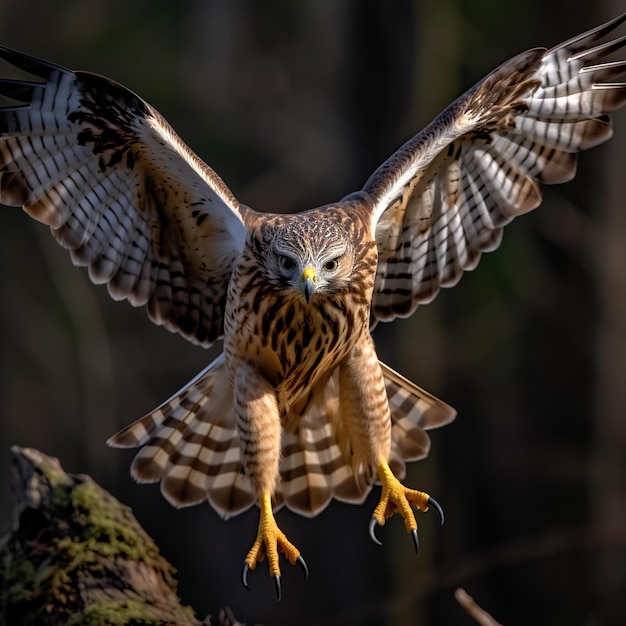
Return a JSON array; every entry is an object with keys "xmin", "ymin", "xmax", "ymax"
[
  {"xmin": 279, "ymin": 255, "xmax": 296, "ymax": 271},
  {"xmin": 324, "ymin": 258, "xmax": 340, "ymax": 272}
]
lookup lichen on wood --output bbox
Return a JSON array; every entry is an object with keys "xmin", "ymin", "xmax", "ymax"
[{"xmin": 0, "ymin": 446, "xmax": 201, "ymax": 625}]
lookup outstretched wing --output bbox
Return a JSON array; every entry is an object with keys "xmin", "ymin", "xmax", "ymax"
[
  {"xmin": 0, "ymin": 47, "xmax": 249, "ymax": 346},
  {"xmin": 366, "ymin": 13, "xmax": 626, "ymax": 321}
]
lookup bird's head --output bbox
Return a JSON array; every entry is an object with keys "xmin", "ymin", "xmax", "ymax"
[{"xmin": 262, "ymin": 214, "xmax": 356, "ymax": 303}]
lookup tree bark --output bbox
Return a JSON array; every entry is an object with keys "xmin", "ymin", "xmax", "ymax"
[{"xmin": 0, "ymin": 446, "xmax": 247, "ymax": 626}]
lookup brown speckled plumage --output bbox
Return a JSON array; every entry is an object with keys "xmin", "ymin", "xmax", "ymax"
[{"xmin": 1, "ymin": 13, "xmax": 625, "ymax": 585}]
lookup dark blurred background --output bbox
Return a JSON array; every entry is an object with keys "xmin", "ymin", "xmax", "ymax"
[{"xmin": 1, "ymin": 1, "xmax": 625, "ymax": 624}]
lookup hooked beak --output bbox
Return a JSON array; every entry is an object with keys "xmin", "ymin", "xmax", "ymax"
[{"xmin": 301, "ymin": 266, "xmax": 316, "ymax": 303}]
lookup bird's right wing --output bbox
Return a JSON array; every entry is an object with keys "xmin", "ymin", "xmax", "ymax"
[
  {"xmin": 0, "ymin": 47, "xmax": 250, "ymax": 347},
  {"xmin": 365, "ymin": 13, "xmax": 626, "ymax": 322}
]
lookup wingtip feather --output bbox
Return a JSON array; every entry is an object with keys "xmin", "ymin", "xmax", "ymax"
[{"xmin": 0, "ymin": 46, "xmax": 69, "ymax": 79}]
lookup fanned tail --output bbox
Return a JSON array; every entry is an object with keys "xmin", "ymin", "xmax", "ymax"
[
  {"xmin": 276, "ymin": 360, "xmax": 456, "ymax": 517},
  {"xmin": 107, "ymin": 353, "xmax": 255, "ymax": 519},
  {"xmin": 382, "ymin": 362, "xmax": 456, "ymax": 476},
  {"xmin": 277, "ymin": 370, "xmax": 371, "ymax": 516},
  {"xmin": 108, "ymin": 355, "xmax": 455, "ymax": 520}
]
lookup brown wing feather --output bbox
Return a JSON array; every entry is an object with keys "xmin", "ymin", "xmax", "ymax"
[
  {"xmin": 366, "ymin": 13, "xmax": 626, "ymax": 321},
  {"xmin": 0, "ymin": 47, "xmax": 249, "ymax": 346}
]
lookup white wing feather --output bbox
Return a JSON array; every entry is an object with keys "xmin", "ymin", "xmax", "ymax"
[
  {"xmin": 366, "ymin": 14, "xmax": 626, "ymax": 321},
  {"xmin": 0, "ymin": 47, "xmax": 249, "ymax": 346}
]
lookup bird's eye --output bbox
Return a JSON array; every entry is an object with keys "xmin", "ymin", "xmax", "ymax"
[
  {"xmin": 324, "ymin": 258, "xmax": 340, "ymax": 272},
  {"xmin": 278, "ymin": 255, "xmax": 296, "ymax": 271}
]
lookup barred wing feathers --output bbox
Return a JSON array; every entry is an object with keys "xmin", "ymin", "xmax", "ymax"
[
  {"xmin": 367, "ymin": 13, "xmax": 626, "ymax": 321},
  {"xmin": 0, "ymin": 47, "xmax": 248, "ymax": 347}
]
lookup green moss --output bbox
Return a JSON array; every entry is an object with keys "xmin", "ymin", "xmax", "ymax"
[
  {"xmin": 0, "ymin": 479, "xmax": 175, "ymax": 610},
  {"xmin": 0, "ymin": 450, "xmax": 199, "ymax": 626},
  {"xmin": 37, "ymin": 457, "xmax": 74, "ymax": 488},
  {"xmin": 70, "ymin": 481, "xmax": 172, "ymax": 570},
  {"xmin": 1, "ymin": 553, "xmax": 38, "ymax": 604},
  {"xmin": 0, "ymin": 465, "xmax": 198, "ymax": 624},
  {"xmin": 35, "ymin": 480, "xmax": 177, "ymax": 594},
  {"xmin": 51, "ymin": 482, "xmax": 73, "ymax": 507},
  {"xmin": 66, "ymin": 599, "xmax": 166, "ymax": 625}
]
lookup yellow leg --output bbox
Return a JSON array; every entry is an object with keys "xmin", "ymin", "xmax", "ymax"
[
  {"xmin": 369, "ymin": 459, "xmax": 444, "ymax": 552},
  {"xmin": 241, "ymin": 493, "xmax": 308, "ymax": 599}
]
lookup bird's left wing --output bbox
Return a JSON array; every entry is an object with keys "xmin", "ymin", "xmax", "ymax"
[
  {"xmin": 0, "ymin": 47, "xmax": 249, "ymax": 347},
  {"xmin": 365, "ymin": 14, "xmax": 626, "ymax": 322}
]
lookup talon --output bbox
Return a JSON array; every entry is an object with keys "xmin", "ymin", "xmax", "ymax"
[
  {"xmin": 411, "ymin": 528, "xmax": 419, "ymax": 553},
  {"xmin": 241, "ymin": 563, "xmax": 250, "ymax": 591},
  {"xmin": 427, "ymin": 496, "xmax": 445, "ymax": 525},
  {"xmin": 297, "ymin": 555, "xmax": 309, "ymax": 581},
  {"xmin": 373, "ymin": 460, "xmax": 445, "ymax": 552},
  {"xmin": 369, "ymin": 517, "xmax": 382, "ymax": 546},
  {"xmin": 243, "ymin": 493, "xmax": 305, "ymax": 597}
]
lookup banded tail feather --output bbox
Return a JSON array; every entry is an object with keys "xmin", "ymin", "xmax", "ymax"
[{"xmin": 108, "ymin": 356, "xmax": 454, "ymax": 518}]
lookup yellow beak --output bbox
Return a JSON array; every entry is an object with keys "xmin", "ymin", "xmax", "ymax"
[{"xmin": 301, "ymin": 267, "xmax": 316, "ymax": 303}]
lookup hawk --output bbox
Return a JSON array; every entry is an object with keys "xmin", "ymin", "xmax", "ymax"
[{"xmin": 1, "ymin": 14, "xmax": 625, "ymax": 597}]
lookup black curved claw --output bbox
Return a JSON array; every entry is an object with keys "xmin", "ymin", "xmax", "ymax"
[
  {"xmin": 411, "ymin": 528, "xmax": 420, "ymax": 553},
  {"xmin": 241, "ymin": 563, "xmax": 250, "ymax": 591},
  {"xmin": 274, "ymin": 574, "xmax": 281, "ymax": 601},
  {"xmin": 427, "ymin": 496, "xmax": 445, "ymax": 525},
  {"xmin": 296, "ymin": 555, "xmax": 309, "ymax": 581},
  {"xmin": 369, "ymin": 517, "xmax": 382, "ymax": 546}
]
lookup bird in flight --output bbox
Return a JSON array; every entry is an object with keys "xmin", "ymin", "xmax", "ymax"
[{"xmin": 1, "ymin": 14, "xmax": 625, "ymax": 599}]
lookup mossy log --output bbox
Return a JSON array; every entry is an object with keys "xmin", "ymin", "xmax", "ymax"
[{"xmin": 0, "ymin": 446, "xmax": 246, "ymax": 626}]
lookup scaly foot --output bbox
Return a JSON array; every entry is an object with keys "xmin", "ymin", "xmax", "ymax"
[
  {"xmin": 241, "ymin": 493, "xmax": 308, "ymax": 600},
  {"xmin": 369, "ymin": 459, "xmax": 444, "ymax": 552}
]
